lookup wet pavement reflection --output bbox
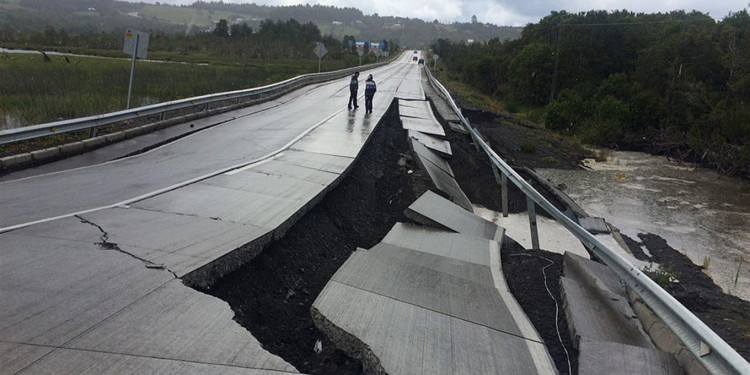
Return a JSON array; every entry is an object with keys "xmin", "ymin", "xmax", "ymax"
[{"xmin": 537, "ymin": 150, "xmax": 750, "ymax": 300}]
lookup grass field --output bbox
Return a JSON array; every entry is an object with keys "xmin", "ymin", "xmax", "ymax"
[
  {"xmin": 140, "ymin": 5, "xmax": 255, "ymax": 29},
  {"xmin": 0, "ymin": 52, "xmax": 353, "ymax": 128},
  {"xmin": 317, "ymin": 23, "xmax": 361, "ymax": 38}
]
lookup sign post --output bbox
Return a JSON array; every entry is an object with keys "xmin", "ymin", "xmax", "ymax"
[
  {"xmin": 357, "ymin": 49, "xmax": 363, "ymax": 66},
  {"xmin": 433, "ymin": 54, "xmax": 439, "ymax": 70},
  {"xmin": 313, "ymin": 42, "xmax": 328, "ymax": 73},
  {"xmin": 123, "ymin": 28, "xmax": 149, "ymax": 109}
]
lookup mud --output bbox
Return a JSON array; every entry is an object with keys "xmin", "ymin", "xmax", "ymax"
[
  {"xmin": 623, "ymin": 233, "xmax": 750, "ymax": 361},
  {"xmin": 438, "ymin": 113, "xmax": 567, "ymax": 218},
  {"xmin": 200, "ymin": 106, "xmax": 433, "ymax": 374},
  {"xmin": 501, "ymin": 238, "xmax": 579, "ymax": 375}
]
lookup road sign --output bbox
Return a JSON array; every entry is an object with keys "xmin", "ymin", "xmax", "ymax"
[
  {"xmin": 314, "ymin": 42, "xmax": 328, "ymax": 73},
  {"xmin": 433, "ymin": 54, "xmax": 439, "ymax": 61},
  {"xmin": 123, "ymin": 29, "xmax": 149, "ymax": 59},
  {"xmin": 313, "ymin": 42, "xmax": 328, "ymax": 59},
  {"xmin": 123, "ymin": 28, "xmax": 149, "ymax": 109}
]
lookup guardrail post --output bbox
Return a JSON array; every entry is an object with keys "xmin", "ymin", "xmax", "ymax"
[
  {"xmin": 526, "ymin": 195, "xmax": 540, "ymax": 250},
  {"xmin": 501, "ymin": 173, "xmax": 509, "ymax": 218},
  {"xmin": 88, "ymin": 127, "xmax": 97, "ymax": 138},
  {"xmin": 491, "ymin": 164, "xmax": 509, "ymax": 217}
]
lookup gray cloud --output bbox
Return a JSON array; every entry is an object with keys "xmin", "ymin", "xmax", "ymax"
[{"xmin": 129, "ymin": 0, "xmax": 747, "ymax": 25}]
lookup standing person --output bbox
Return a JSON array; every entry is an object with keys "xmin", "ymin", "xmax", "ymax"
[
  {"xmin": 364, "ymin": 74, "xmax": 377, "ymax": 114},
  {"xmin": 348, "ymin": 71, "xmax": 360, "ymax": 109}
]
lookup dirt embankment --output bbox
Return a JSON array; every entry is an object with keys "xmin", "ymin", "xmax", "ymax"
[
  {"xmin": 435, "ymin": 105, "xmax": 578, "ymax": 374},
  {"xmin": 450, "ymin": 99, "xmax": 750, "ymax": 363},
  {"xmin": 622, "ymin": 233, "xmax": 750, "ymax": 361},
  {"xmin": 200, "ymin": 107, "xmax": 433, "ymax": 374}
]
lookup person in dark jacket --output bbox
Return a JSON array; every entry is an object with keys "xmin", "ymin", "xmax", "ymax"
[
  {"xmin": 364, "ymin": 74, "xmax": 377, "ymax": 114},
  {"xmin": 348, "ymin": 71, "xmax": 360, "ymax": 109}
]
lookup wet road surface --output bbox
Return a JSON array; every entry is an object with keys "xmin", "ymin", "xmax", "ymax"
[{"xmin": 0, "ymin": 53, "xmax": 422, "ymax": 231}]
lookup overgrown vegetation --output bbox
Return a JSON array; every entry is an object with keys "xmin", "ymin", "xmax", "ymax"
[
  {"xmin": 643, "ymin": 263, "xmax": 680, "ymax": 288},
  {"xmin": 0, "ymin": 53, "xmax": 353, "ymax": 127},
  {"xmin": 433, "ymin": 10, "xmax": 750, "ymax": 178}
]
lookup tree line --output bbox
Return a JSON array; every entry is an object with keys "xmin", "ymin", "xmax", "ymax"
[
  {"xmin": 433, "ymin": 10, "xmax": 750, "ymax": 177},
  {"xmin": 0, "ymin": 17, "xmax": 398, "ymax": 62}
]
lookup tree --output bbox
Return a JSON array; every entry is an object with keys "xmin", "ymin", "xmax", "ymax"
[
  {"xmin": 230, "ymin": 23, "xmax": 252, "ymax": 39},
  {"xmin": 471, "ymin": 15, "xmax": 478, "ymax": 24},
  {"xmin": 214, "ymin": 19, "xmax": 229, "ymax": 38}
]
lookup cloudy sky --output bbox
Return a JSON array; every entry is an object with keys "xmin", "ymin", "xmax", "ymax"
[{"xmin": 132, "ymin": 0, "xmax": 747, "ymax": 26}]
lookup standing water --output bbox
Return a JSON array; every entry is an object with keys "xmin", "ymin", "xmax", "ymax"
[{"xmin": 537, "ymin": 150, "xmax": 750, "ymax": 301}]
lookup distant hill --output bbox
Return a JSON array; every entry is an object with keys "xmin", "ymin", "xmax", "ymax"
[{"xmin": 0, "ymin": 0, "xmax": 522, "ymax": 45}]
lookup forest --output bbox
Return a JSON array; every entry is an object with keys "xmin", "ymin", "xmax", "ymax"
[
  {"xmin": 433, "ymin": 10, "xmax": 750, "ymax": 177},
  {"xmin": 0, "ymin": 0, "xmax": 522, "ymax": 48}
]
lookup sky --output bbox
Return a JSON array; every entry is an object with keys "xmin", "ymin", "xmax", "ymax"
[{"xmin": 132, "ymin": 0, "xmax": 748, "ymax": 26}]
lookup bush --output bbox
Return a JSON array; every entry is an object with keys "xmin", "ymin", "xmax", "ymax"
[{"xmin": 519, "ymin": 141, "xmax": 537, "ymax": 153}]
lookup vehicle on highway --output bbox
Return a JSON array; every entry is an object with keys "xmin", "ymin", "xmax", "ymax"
[
  {"xmin": 418, "ymin": 58, "xmax": 424, "ymax": 65},
  {"xmin": 412, "ymin": 56, "xmax": 418, "ymax": 62}
]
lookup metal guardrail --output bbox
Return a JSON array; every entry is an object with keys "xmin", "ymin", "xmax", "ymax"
[
  {"xmin": 424, "ymin": 66, "xmax": 750, "ymax": 375},
  {"xmin": 0, "ymin": 57, "xmax": 398, "ymax": 145}
]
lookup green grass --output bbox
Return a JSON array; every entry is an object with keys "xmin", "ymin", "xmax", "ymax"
[
  {"xmin": 317, "ymin": 23, "xmax": 360, "ymax": 38},
  {"xmin": 0, "ymin": 53, "xmax": 351, "ymax": 128},
  {"xmin": 140, "ymin": 5, "xmax": 255, "ymax": 28},
  {"xmin": 519, "ymin": 142, "xmax": 537, "ymax": 153}
]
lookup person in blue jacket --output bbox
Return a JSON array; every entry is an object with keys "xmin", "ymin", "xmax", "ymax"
[
  {"xmin": 364, "ymin": 74, "xmax": 377, "ymax": 114},
  {"xmin": 348, "ymin": 71, "xmax": 360, "ymax": 109}
]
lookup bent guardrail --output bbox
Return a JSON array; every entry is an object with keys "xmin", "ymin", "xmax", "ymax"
[
  {"xmin": 424, "ymin": 66, "xmax": 750, "ymax": 375},
  {"xmin": 0, "ymin": 56, "xmax": 399, "ymax": 145}
]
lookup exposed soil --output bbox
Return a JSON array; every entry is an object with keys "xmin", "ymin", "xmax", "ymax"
[
  {"xmin": 200, "ymin": 106, "xmax": 433, "ymax": 374},
  {"xmin": 458, "ymin": 106, "xmax": 594, "ymax": 171},
  {"xmin": 501, "ymin": 238, "xmax": 579, "ymax": 375},
  {"xmin": 445, "ymin": 90, "xmax": 750, "ymax": 365},
  {"xmin": 622, "ymin": 233, "xmax": 750, "ymax": 361},
  {"xmin": 435, "ymin": 107, "xmax": 568, "ymax": 218}
]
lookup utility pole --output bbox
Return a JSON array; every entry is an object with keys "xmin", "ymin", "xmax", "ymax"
[{"xmin": 549, "ymin": 23, "xmax": 562, "ymax": 105}]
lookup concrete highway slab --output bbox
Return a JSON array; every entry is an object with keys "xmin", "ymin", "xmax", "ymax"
[
  {"xmin": 398, "ymin": 99, "xmax": 433, "ymax": 112},
  {"xmin": 0, "ymin": 342, "xmax": 54, "ymax": 375},
  {"xmin": 244, "ymin": 159, "xmax": 341, "ymax": 186},
  {"xmin": 369, "ymin": 243, "xmax": 494, "ymax": 286},
  {"xmin": 410, "ymin": 137, "xmax": 454, "ymax": 176},
  {"xmin": 561, "ymin": 276, "xmax": 653, "ymax": 348},
  {"xmin": 66, "ymin": 279, "xmax": 297, "ymax": 373},
  {"xmin": 17, "ymin": 349, "xmax": 298, "ymax": 375},
  {"xmin": 411, "ymin": 152, "xmax": 473, "ymax": 212},
  {"xmin": 0, "ymin": 55, "xmax": 430, "ymax": 374},
  {"xmin": 405, "ymin": 190, "xmax": 504, "ymax": 241},
  {"xmin": 578, "ymin": 341, "xmax": 682, "ymax": 375},
  {"xmin": 332, "ymin": 248, "xmax": 521, "ymax": 334},
  {"xmin": 381, "ymin": 222, "xmax": 493, "ymax": 266},
  {"xmin": 314, "ymin": 281, "xmax": 548, "ymax": 375},
  {"xmin": 133, "ymin": 183, "xmax": 305, "ymax": 229},
  {"xmin": 273, "ymin": 150, "xmax": 352, "ymax": 175},
  {"xmin": 0, "ymin": 232, "xmax": 173, "ymax": 347},
  {"xmin": 408, "ymin": 130, "xmax": 452, "ymax": 156},
  {"xmin": 400, "ymin": 116, "xmax": 445, "ymax": 136},
  {"xmin": 0, "ymin": 56, "xmax": 415, "ymax": 230}
]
